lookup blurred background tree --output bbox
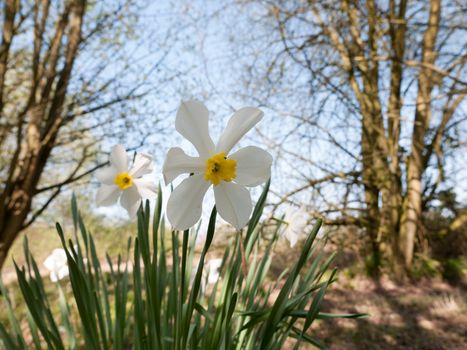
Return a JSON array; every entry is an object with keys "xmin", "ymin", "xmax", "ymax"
[
  {"xmin": 224, "ymin": 0, "xmax": 466, "ymax": 278},
  {"xmin": 0, "ymin": 0, "xmax": 177, "ymax": 270}
]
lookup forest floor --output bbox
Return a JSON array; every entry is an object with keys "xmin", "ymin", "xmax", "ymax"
[{"xmin": 314, "ymin": 276, "xmax": 467, "ymax": 350}]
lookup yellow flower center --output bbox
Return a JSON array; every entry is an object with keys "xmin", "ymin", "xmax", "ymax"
[
  {"xmin": 114, "ymin": 172, "xmax": 133, "ymax": 190},
  {"xmin": 204, "ymin": 152, "xmax": 236, "ymax": 186}
]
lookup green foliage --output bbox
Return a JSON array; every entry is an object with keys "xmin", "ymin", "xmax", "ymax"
[
  {"xmin": 410, "ymin": 254, "xmax": 441, "ymax": 281},
  {"xmin": 441, "ymin": 258, "xmax": 466, "ymax": 285},
  {"xmin": 0, "ymin": 186, "xmax": 365, "ymax": 349},
  {"xmin": 364, "ymin": 253, "xmax": 380, "ymax": 278}
]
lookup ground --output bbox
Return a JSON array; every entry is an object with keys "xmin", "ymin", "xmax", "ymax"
[{"xmin": 315, "ymin": 277, "xmax": 467, "ymax": 350}]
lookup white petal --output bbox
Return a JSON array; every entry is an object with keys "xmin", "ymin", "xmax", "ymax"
[
  {"xmin": 286, "ymin": 209, "xmax": 308, "ymax": 233},
  {"xmin": 207, "ymin": 270, "xmax": 220, "ymax": 285},
  {"xmin": 133, "ymin": 178, "xmax": 157, "ymax": 200},
  {"xmin": 57, "ymin": 266, "xmax": 69, "ymax": 280},
  {"xmin": 230, "ymin": 146, "xmax": 272, "ymax": 187},
  {"xmin": 110, "ymin": 144, "xmax": 129, "ymax": 172},
  {"xmin": 50, "ymin": 272, "xmax": 59, "ymax": 282},
  {"xmin": 176, "ymin": 101, "xmax": 215, "ymax": 157},
  {"xmin": 214, "ymin": 182, "xmax": 252, "ymax": 230},
  {"xmin": 285, "ymin": 230, "xmax": 299, "ymax": 248},
  {"xmin": 206, "ymin": 258, "xmax": 223, "ymax": 284},
  {"xmin": 130, "ymin": 153, "xmax": 153, "ymax": 178},
  {"xmin": 53, "ymin": 249, "xmax": 67, "ymax": 264},
  {"xmin": 167, "ymin": 174, "xmax": 210, "ymax": 230},
  {"xmin": 43, "ymin": 259, "xmax": 53, "ymax": 271},
  {"xmin": 163, "ymin": 147, "xmax": 205, "ymax": 184},
  {"xmin": 43, "ymin": 256, "xmax": 58, "ymax": 272},
  {"xmin": 95, "ymin": 166, "xmax": 117, "ymax": 185},
  {"xmin": 96, "ymin": 185, "xmax": 121, "ymax": 207},
  {"xmin": 216, "ymin": 107, "xmax": 264, "ymax": 154},
  {"xmin": 120, "ymin": 186, "xmax": 142, "ymax": 218},
  {"xmin": 282, "ymin": 207, "xmax": 308, "ymax": 248},
  {"xmin": 43, "ymin": 249, "xmax": 68, "ymax": 275}
]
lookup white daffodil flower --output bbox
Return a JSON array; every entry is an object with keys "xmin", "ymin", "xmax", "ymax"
[
  {"xmin": 95, "ymin": 144, "xmax": 157, "ymax": 218},
  {"xmin": 163, "ymin": 101, "xmax": 273, "ymax": 230},
  {"xmin": 43, "ymin": 248, "xmax": 69, "ymax": 282},
  {"xmin": 281, "ymin": 207, "xmax": 309, "ymax": 248}
]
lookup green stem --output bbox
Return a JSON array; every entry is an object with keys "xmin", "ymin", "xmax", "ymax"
[
  {"xmin": 180, "ymin": 229, "xmax": 190, "ymax": 348},
  {"xmin": 239, "ymin": 230, "xmax": 248, "ymax": 277},
  {"xmin": 183, "ymin": 206, "xmax": 218, "ymax": 349}
]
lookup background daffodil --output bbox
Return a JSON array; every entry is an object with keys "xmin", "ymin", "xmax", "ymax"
[
  {"xmin": 95, "ymin": 144, "xmax": 157, "ymax": 217},
  {"xmin": 281, "ymin": 206, "xmax": 309, "ymax": 248},
  {"xmin": 43, "ymin": 248, "xmax": 69, "ymax": 282},
  {"xmin": 163, "ymin": 100, "xmax": 273, "ymax": 230}
]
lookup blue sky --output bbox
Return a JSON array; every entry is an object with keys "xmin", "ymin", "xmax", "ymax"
[{"xmin": 37, "ymin": 0, "xmax": 466, "ymax": 226}]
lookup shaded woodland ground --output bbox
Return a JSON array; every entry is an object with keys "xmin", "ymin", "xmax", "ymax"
[{"xmin": 316, "ymin": 277, "xmax": 466, "ymax": 350}]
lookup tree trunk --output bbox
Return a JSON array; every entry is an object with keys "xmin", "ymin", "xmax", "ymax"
[
  {"xmin": 401, "ymin": 163, "xmax": 423, "ymax": 268},
  {"xmin": 361, "ymin": 108, "xmax": 382, "ymax": 277},
  {"xmin": 401, "ymin": 0, "xmax": 441, "ymax": 269},
  {"xmin": 364, "ymin": 184, "xmax": 381, "ymax": 277},
  {"xmin": 0, "ymin": 0, "xmax": 86, "ymax": 272},
  {"xmin": 382, "ymin": 0, "xmax": 406, "ymax": 278},
  {"xmin": 0, "ymin": 191, "xmax": 32, "ymax": 271}
]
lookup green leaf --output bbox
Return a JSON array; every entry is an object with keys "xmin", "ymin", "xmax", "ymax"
[{"xmin": 259, "ymin": 219, "xmax": 322, "ymax": 349}]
